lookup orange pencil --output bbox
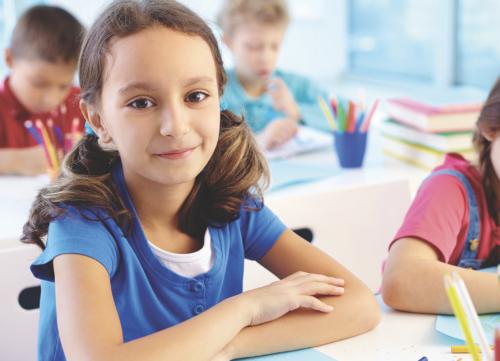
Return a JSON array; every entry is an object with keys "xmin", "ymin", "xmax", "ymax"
[{"xmin": 346, "ymin": 100, "xmax": 356, "ymax": 133}]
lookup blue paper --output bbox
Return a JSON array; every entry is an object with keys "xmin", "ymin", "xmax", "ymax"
[
  {"xmin": 436, "ymin": 314, "xmax": 499, "ymax": 344},
  {"xmin": 435, "ymin": 267, "xmax": 499, "ymax": 344},
  {"xmin": 268, "ymin": 159, "xmax": 339, "ymax": 192},
  {"xmin": 240, "ymin": 348, "xmax": 336, "ymax": 360}
]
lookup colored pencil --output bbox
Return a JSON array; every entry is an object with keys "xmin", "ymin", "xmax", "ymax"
[
  {"xmin": 360, "ymin": 99, "xmax": 379, "ymax": 132},
  {"xmin": 24, "ymin": 120, "xmax": 42, "ymax": 144},
  {"xmin": 451, "ymin": 345, "xmax": 493, "ymax": 353},
  {"xmin": 336, "ymin": 100, "xmax": 347, "ymax": 133},
  {"xmin": 444, "ymin": 275, "xmax": 481, "ymax": 361},
  {"xmin": 331, "ymin": 97, "xmax": 337, "ymax": 117},
  {"xmin": 452, "ymin": 272, "xmax": 493, "ymax": 360},
  {"xmin": 318, "ymin": 96, "xmax": 337, "ymax": 130},
  {"xmin": 36, "ymin": 120, "xmax": 59, "ymax": 170},
  {"xmin": 46, "ymin": 119, "xmax": 57, "ymax": 148},
  {"xmin": 346, "ymin": 100, "xmax": 356, "ymax": 133}
]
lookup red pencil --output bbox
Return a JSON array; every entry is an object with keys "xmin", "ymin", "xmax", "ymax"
[
  {"xmin": 330, "ymin": 97, "xmax": 338, "ymax": 117},
  {"xmin": 360, "ymin": 99, "xmax": 380, "ymax": 133}
]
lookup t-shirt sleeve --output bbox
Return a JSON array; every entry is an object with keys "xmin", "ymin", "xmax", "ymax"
[
  {"xmin": 240, "ymin": 201, "xmax": 287, "ymax": 261},
  {"xmin": 391, "ymin": 174, "xmax": 468, "ymax": 262},
  {"xmin": 31, "ymin": 206, "xmax": 119, "ymax": 281}
]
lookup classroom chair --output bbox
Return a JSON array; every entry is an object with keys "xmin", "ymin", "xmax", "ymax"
[{"xmin": 0, "ymin": 239, "xmax": 41, "ymax": 360}]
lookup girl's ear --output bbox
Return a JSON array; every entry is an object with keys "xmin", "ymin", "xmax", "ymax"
[
  {"xmin": 4, "ymin": 48, "xmax": 13, "ymax": 69},
  {"xmin": 221, "ymin": 33, "xmax": 233, "ymax": 50},
  {"xmin": 481, "ymin": 128, "xmax": 497, "ymax": 142},
  {"xmin": 79, "ymin": 100, "xmax": 117, "ymax": 150}
]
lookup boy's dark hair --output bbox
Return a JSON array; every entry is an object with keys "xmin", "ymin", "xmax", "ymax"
[{"xmin": 10, "ymin": 5, "xmax": 85, "ymax": 63}]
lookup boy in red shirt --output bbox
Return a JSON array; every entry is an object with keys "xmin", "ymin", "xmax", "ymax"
[{"xmin": 0, "ymin": 5, "xmax": 85, "ymax": 175}]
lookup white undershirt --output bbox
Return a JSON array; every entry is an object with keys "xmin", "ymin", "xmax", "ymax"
[{"xmin": 147, "ymin": 230, "xmax": 214, "ymax": 278}]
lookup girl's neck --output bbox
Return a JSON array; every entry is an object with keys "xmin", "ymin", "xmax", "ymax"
[
  {"xmin": 236, "ymin": 71, "xmax": 267, "ymax": 98},
  {"xmin": 124, "ymin": 171, "xmax": 194, "ymax": 231}
]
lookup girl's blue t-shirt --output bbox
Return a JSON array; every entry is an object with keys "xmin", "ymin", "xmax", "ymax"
[{"xmin": 30, "ymin": 162, "xmax": 286, "ymax": 361}]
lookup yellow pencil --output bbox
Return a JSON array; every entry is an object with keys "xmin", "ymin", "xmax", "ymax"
[
  {"xmin": 444, "ymin": 275, "xmax": 481, "ymax": 361},
  {"xmin": 318, "ymin": 96, "xmax": 337, "ymax": 131},
  {"xmin": 451, "ymin": 344, "xmax": 493, "ymax": 353},
  {"xmin": 36, "ymin": 120, "xmax": 59, "ymax": 171}
]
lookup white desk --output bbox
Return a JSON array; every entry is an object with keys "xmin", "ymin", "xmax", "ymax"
[
  {"xmin": 315, "ymin": 296, "xmax": 469, "ymax": 361},
  {"xmin": 0, "ymin": 175, "xmax": 48, "ymax": 241}
]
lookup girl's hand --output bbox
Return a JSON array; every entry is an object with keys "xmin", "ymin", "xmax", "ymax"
[
  {"xmin": 267, "ymin": 77, "xmax": 300, "ymax": 121},
  {"xmin": 243, "ymin": 271, "xmax": 345, "ymax": 326},
  {"xmin": 259, "ymin": 118, "xmax": 299, "ymax": 150}
]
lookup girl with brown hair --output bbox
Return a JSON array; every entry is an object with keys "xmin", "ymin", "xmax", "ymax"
[
  {"xmin": 22, "ymin": 1, "xmax": 379, "ymax": 360},
  {"xmin": 383, "ymin": 79, "xmax": 500, "ymax": 314}
]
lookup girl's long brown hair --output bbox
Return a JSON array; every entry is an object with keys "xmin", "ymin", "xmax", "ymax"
[
  {"xmin": 473, "ymin": 78, "xmax": 500, "ymax": 225},
  {"xmin": 22, "ymin": 0, "xmax": 269, "ymax": 249}
]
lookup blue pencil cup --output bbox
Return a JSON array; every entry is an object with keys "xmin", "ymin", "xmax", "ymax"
[{"xmin": 333, "ymin": 131, "xmax": 368, "ymax": 168}]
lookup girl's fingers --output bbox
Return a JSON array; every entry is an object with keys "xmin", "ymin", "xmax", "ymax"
[
  {"xmin": 283, "ymin": 271, "xmax": 308, "ymax": 281},
  {"xmin": 291, "ymin": 273, "xmax": 345, "ymax": 287},
  {"xmin": 300, "ymin": 282, "xmax": 344, "ymax": 296},
  {"xmin": 301, "ymin": 296, "xmax": 334, "ymax": 313}
]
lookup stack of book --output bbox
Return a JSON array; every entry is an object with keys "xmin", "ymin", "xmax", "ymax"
[{"xmin": 381, "ymin": 98, "xmax": 483, "ymax": 170}]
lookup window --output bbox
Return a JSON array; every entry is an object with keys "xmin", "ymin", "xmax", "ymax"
[
  {"xmin": 456, "ymin": 0, "xmax": 500, "ymax": 89},
  {"xmin": 348, "ymin": 0, "xmax": 436, "ymax": 83},
  {"xmin": 0, "ymin": 0, "xmax": 45, "ymax": 75},
  {"xmin": 348, "ymin": 0, "xmax": 500, "ymax": 90}
]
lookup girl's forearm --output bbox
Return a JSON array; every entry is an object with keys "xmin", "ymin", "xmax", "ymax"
[
  {"xmin": 99, "ymin": 295, "xmax": 250, "ymax": 361},
  {"xmin": 383, "ymin": 259, "xmax": 500, "ymax": 314},
  {"xmin": 224, "ymin": 284, "xmax": 380, "ymax": 359}
]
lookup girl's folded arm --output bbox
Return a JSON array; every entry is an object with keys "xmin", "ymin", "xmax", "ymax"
[
  {"xmin": 54, "ymin": 254, "xmax": 251, "ymax": 361},
  {"xmin": 222, "ymin": 229, "xmax": 381, "ymax": 360},
  {"xmin": 382, "ymin": 237, "xmax": 500, "ymax": 314}
]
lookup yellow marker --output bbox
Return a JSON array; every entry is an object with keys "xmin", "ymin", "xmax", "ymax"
[
  {"xmin": 318, "ymin": 96, "xmax": 337, "ymax": 131},
  {"xmin": 444, "ymin": 275, "xmax": 481, "ymax": 361}
]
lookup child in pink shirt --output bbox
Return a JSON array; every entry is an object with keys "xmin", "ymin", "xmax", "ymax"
[{"xmin": 382, "ymin": 79, "xmax": 500, "ymax": 314}]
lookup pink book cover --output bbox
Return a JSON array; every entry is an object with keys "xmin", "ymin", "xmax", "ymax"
[{"xmin": 388, "ymin": 98, "xmax": 482, "ymax": 115}]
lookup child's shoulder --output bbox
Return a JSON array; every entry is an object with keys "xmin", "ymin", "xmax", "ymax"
[
  {"xmin": 0, "ymin": 76, "xmax": 13, "ymax": 107},
  {"xmin": 431, "ymin": 153, "xmax": 482, "ymax": 189},
  {"xmin": 420, "ymin": 154, "xmax": 482, "ymax": 202},
  {"xmin": 33, "ymin": 204, "xmax": 120, "ymax": 282},
  {"xmin": 49, "ymin": 204, "xmax": 118, "ymax": 237},
  {"xmin": 236, "ymin": 196, "xmax": 283, "ymax": 229}
]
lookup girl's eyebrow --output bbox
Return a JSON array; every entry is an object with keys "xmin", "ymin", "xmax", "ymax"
[
  {"xmin": 182, "ymin": 76, "xmax": 215, "ymax": 87},
  {"xmin": 118, "ymin": 77, "xmax": 215, "ymax": 96},
  {"xmin": 118, "ymin": 82, "xmax": 159, "ymax": 96}
]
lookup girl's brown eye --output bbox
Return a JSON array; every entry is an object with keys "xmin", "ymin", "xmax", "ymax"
[
  {"xmin": 186, "ymin": 91, "xmax": 208, "ymax": 103},
  {"xmin": 128, "ymin": 98, "xmax": 154, "ymax": 109}
]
